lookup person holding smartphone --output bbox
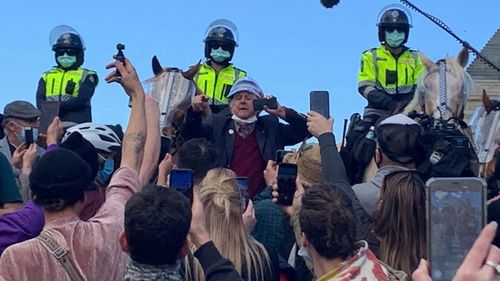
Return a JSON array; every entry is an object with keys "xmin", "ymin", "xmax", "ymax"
[{"xmin": 182, "ymin": 76, "xmax": 309, "ymax": 199}]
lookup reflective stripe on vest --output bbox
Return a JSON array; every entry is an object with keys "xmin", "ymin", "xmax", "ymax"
[
  {"xmin": 358, "ymin": 45, "xmax": 424, "ymax": 95},
  {"xmin": 195, "ymin": 63, "xmax": 246, "ymax": 104},
  {"xmin": 42, "ymin": 68, "xmax": 95, "ymax": 101}
]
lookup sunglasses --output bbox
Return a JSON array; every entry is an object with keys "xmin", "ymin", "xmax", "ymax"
[
  {"xmin": 384, "ymin": 26, "xmax": 405, "ymax": 33},
  {"xmin": 209, "ymin": 42, "xmax": 232, "ymax": 51},
  {"xmin": 55, "ymin": 48, "xmax": 79, "ymax": 56}
]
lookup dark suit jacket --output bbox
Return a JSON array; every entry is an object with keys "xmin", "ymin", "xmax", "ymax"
[{"xmin": 180, "ymin": 108, "xmax": 309, "ymax": 168}]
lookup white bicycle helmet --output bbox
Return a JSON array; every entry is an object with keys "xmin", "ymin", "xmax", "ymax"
[{"xmin": 63, "ymin": 122, "xmax": 122, "ymax": 153}]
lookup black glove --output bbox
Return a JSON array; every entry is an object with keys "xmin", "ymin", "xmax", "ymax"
[{"xmin": 367, "ymin": 90, "xmax": 399, "ymax": 111}]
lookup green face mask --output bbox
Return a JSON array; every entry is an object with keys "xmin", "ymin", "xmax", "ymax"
[
  {"xmin": 385, "ymin": 30, "xmax": 405, "ymax": 48},
  {"xmin": 57, "ymin": 53, "xmax": 77, "ymax": 68},
  {"xmin": 210, "ymin": 47, "xmax": 231, "ymax": 63}
]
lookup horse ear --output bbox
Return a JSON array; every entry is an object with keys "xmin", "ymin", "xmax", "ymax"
[
  {"xmin": 181, "ymin": 60, "xmax": 202, "ymax": 81},
  {"xmin": 483, "ymin": 89, "xmax": 493, "ymax": 114},
  {"xmin": 419, "ymin": 52, "xmax": 434, "ymax": 70},
  {"xmin": 152, "ymin": 56, "xmax": 163, "ymax": 75},
  {"xmin": 457, "ymin": 46, "xmax": 469, "ymax": 68}
]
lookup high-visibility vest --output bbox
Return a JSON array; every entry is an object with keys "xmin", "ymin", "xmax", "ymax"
[
  {"xmin": 358, "ymin": 45, "xmax": 424, "ymax": 98},
  {"xmin": 195, "ymin": 62, "xmax": 246, "ymax": 105},
  {"xmin": 42, "ymin": 67, "xmax": 97, "ymax": 102}
]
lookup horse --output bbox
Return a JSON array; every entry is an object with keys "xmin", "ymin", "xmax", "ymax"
[
  {"xmin": 361, "ymin": 47, "xmax": 475, "ymax": 183},
  {"xmin": 469, "ymin": 90, "xmax": 500, "ymax": 183},
  {"xmin": 143, "ymin": 56, "xmax": 206, "ymax": 153}
]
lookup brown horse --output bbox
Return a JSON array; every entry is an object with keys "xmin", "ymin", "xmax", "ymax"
[
  {"xmin": 363, "ymin": 47, "xmax": 474, "ymax": 182},
  {"xmin": 469, "ymin": 90, "xmax": 500, "ymax": 178}
]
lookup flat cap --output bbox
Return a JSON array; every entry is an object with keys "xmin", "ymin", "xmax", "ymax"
[{"xmin": 3, "ymin": 101, "xmax": 40, "ymax": 120}]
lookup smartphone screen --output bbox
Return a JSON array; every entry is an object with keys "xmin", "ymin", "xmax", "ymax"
[
  {"xmin": 252, "ymin": 97, "xmax": 278, "ymax": 111},
  {"xmin": 39, "ymin": 101, "xmax": 60, "ymax": 134},
  {"xmin": 426, "ymin": 177, "xmax": 486, "ymax": 280},
  {"xmin": 24, "ymin": 128, "xmax": 34, "ymax": 146},
  {"xmin": 310, "ymin": 91, "xmax": 330, "ymax": 119},
  {"xmin": 275, "ymin": 149, "xmax": 292, "ymax": 165},
  {"xmin": 169, "ymin": 169, "xmax": 194, "ymax": 203},
  {"xmin": 277, "ymin": 163, "xmax": 298, "ymax": 206},
  {"xmin": 236, "ymin": 176, "xmax": 249, "ymax": 210}
]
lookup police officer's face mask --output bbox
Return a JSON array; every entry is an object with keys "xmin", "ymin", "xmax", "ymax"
[
  {"xmin": 57, "ymin": 53, "xmax": 77, "ymax": 68},
  {"xmin": 210, "ymin": 47, "xmax": 231, "ymax": 63},
  {"xmin": 385, "ymin": 30, "xmax": 405, "ymax": 48}
]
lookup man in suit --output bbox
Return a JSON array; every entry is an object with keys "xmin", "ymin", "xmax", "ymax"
[{"xmin": 181, "ymin": 77, "xmax": 309, "ymax": 198}]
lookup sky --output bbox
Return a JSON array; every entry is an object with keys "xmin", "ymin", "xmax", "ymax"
[{"xmin": 0, "ymin": 0, "xmax": 498, "ymax": 138}]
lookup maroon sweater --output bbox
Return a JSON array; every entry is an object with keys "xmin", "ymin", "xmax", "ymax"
[{"xmin": 230, "ymin": 131, "xmax": 267, "ymax": 199}]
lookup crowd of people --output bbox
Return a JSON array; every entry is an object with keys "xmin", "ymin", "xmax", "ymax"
[{"xmin": 0, "ymin": 3, "xmax": 500, "ymax": 281}]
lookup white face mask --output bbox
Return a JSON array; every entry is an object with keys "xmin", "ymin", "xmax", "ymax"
[
  {"xmin": 231, "ymin": 114, "xmax": 257, "ymax": 124},
  {"xmin": 298, "ymin": 246, "xmax": 313, "ymax": 263}
]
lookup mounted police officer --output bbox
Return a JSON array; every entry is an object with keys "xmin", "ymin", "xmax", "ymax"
[
  {"xmin": 36, "ymin": 25, "xmax": 98, "ymax": 124},
  {"xmin": 358, "ymin": 4, "xmax": 425, "ymax": 124},
  {"xmin": 194, "ymin": 19, "xmax": 247, "ymax": 113},
  {"xmin": 343, "ymin": 5, "xmax": 425, "ymax": 184}
]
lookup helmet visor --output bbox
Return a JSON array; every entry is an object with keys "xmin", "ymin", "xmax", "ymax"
[{"xmin": 203, "ymin": 19, "xmax": 239, "ymax": 46}]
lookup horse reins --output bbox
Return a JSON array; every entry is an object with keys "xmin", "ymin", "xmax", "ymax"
[{"xmin": 420, "ymin": 59, "xmax": 467, "ymax": 123}]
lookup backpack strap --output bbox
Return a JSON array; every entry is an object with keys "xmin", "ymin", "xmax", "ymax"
[{"xmin": 37, "ymin": 233, "xmax": 86, "ymax": 281}]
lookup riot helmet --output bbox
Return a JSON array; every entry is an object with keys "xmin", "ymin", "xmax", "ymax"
[
  {"xmin": 376, "ymin": 4, "xmax": 413, "ymax": 46},
  {"xmin": 203, "ymin": 19, "xmax": 239, "ymax": 64},
  {"xmin": 49, "ymin": 25, "xmax": 85, "ymax": 69}
]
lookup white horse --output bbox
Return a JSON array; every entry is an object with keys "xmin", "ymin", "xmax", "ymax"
[{"xmin": 363, "ymin": 47, "xmax": 474, "ymax": 182}]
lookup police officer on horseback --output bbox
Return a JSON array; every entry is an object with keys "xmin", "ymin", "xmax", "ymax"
[
  {"xmin": 343, "ymin": 5, "xmax": 425, "ymax": 184},
  {"xmin": 36, "ymin": 25, "xmax": 98, "ymax": 124},
  {"xmin": 195, "ymin": 19, "xmax": 247, "ymax": 113},
  {"xmin": 358, "ymin": 4, "xmax": 425, "ymax": 124}
]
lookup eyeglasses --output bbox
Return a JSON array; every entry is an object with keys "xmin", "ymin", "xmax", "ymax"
[
  {"xmin": 55, "ymin": 48, "xmax": 79, "ymax": 56},
  {"xmin": 384, "ymin": 26, "xmax": 405, "ymax": 33},
  {"xmin": 209, "ymin": 42, "xmax": 232, "ymax": 51}
]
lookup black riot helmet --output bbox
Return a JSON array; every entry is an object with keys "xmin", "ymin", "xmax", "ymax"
[
  {"xmin": 203, "ymin": 19, "xmax": 239, "ymax": 63},
  {"xmin": 376, "ymin": 5, "xmax": 413, "ymax": 44},
  {"xmin": 52, "ymin": 33, "xmax": 84, "ymax": 52},
  {"xmin": 49, "ymin": 25, "xmax": 85, "ymax": 69}
]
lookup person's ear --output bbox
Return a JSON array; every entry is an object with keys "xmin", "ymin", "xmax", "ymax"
[
  {"xmin": 301, "ymin": 232, "xmax": 309, "ymax": 248},
  {"xmin": 118, "ymin": 230, "xmax": 129, "ymax": 253},
  {"xmin": 178, "ymin": 238, "xmax": 190, "ymax": 259},
  {"xmin": 374, "ymin": 147, "xmax": 382, "ymax": 164}
]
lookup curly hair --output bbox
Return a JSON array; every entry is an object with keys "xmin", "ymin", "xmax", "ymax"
[{"xmin": 299, "ymin": 183, "xmax": 356, "ymax": 260}]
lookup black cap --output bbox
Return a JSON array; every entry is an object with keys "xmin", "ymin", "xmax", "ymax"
[
  {"xmin": 376, "ymin": 114, "xmax": 422, "ymax": 164},
  {"xmin": 30, "ymin": 149, "xmax": 91, "ymax": 202}
]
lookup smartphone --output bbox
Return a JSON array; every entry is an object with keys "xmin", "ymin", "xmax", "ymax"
[
  {"xmin": 39, "ymin": 101, "xmax": 60, "ymax": 134},
  {"xmin": 169, "ymin": 169, "xmax": 194, "ymax": 203},
  {"xmin": 24, "ymin": 128, "xmax": 34, "ymax": 146},
  {"xmin": 275, "ymin": 149, "xmax": 292, "ymax": 165},
  {"xmin": 236, "ymin": 176, "xmax": 249, "ymax": 210},
  {"xmin": 277, "ymin": 163, "xmax": 298, "ymax": 206},
  {"xmin": 426, "ymin": 177, "xmax": 487, "ymax": 281},
  {"xmin": 253, "ymin": 97, "xmax": 278, "ymax": 111},
  {"xmin": 310, "ymin": 91, "xmax": 330, "ymax": 119}
]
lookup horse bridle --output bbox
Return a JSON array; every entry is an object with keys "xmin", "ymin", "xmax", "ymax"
[{"xmin": 419, "ymin": 59, "xmax": 468, "ymax": 121}]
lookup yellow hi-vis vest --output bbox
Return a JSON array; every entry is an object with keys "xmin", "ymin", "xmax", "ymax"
[
  {"xmin": 195, "ymin": 62, "xmax": 246, "ymax": 105},
  {"xmin": 358, "ymin": 45, "xmax": 424, "ymax": 98},
  {"xmin": 42, "ymin": 67, "xmax": 97, "ymax": 102}
]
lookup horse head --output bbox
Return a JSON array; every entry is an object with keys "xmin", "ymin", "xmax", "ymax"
[
  {"xmin": 144, "ymin": 56, "xmax": 204, "ymax": 149},
  {"xmin": 469, "ymin": 90, "xmax": 500, "ymax": 168},
  {"xmin": 404, "ymin": 47, "xmax": 473, "ymax": 122}
]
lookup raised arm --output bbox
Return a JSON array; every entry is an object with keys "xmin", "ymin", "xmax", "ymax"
[
  {"xmin": 105, "ymin": 58, "xmax": 146, "ymax": 172},
  {"xmin": 139, "ymin": 95, "xmax": 160, "ymax": 185}
]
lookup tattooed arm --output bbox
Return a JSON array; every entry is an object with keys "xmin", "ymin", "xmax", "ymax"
[{"xmin": 105, "ymin": 58, "xmax": 146, "ymax": 172}]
